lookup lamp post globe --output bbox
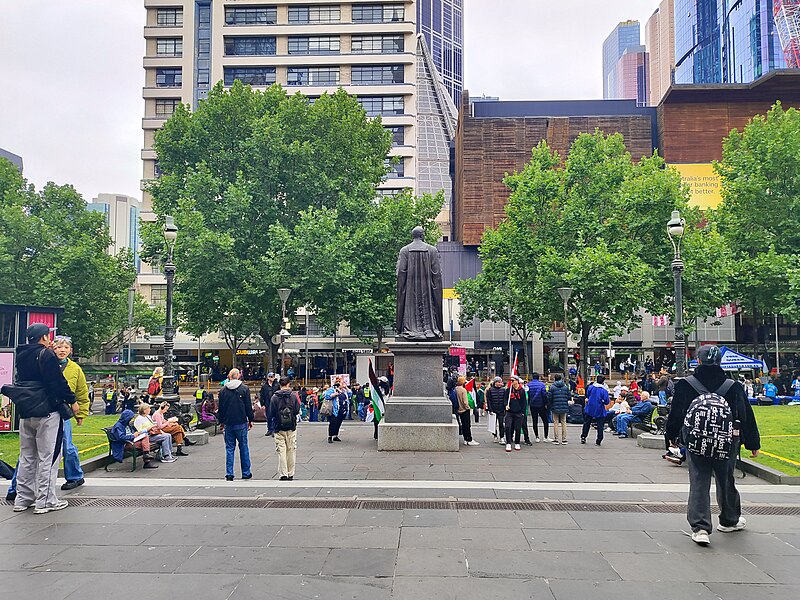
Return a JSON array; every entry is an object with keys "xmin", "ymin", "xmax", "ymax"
[{"xmin": 667, "ymin": 210, "xmax": 687, "ymax": 377}]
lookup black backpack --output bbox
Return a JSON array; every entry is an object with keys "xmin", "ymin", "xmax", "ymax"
[
  {"xmin": 682, "ymin": 376, "xmax": 737, "ymax": 460},
  {"xmin": 278, "ymin": 393, "xmax": 297, "ymax": 428}
]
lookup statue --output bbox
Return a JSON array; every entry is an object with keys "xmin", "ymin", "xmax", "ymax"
[{"xmin": 396, "ymin": 226, "xmax": 443, "ymax": 341}]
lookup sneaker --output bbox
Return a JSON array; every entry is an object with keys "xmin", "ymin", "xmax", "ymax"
[
  {"xmin": 543, "ymin": 437, "xmax": 551, "ymax": 442},
  {"xmin": 143, "ymin": 462, "xmax": 159, "ymax": 469},
  {"xmin": 225, "ymin": 475, "xmax": 234, "ymax": 481},
  {"xmin": 580, "ymin": 438, "xmax": 587, "ymax": 444},
  {"xmin": 6, "ymin": 490, "xmax": 17, "ymax": 502},
  {"xmin": 717, "ymin": 517, "xmax": 746, "ymax": 533},
  {"xmin": 561, "ymin": 440, "xmax": 568, "ymax": 445},
  {"xmin": 279, "ymin": 476, "xmax": 289, "ymax": 481},
  {"xmin": 60, "ymin": 478, "xmax": 85, "ymax": 491},
  {"xmin": 288, "ymin": 476, "xmax": 294, "ymax": 481},
  {"xmin": 524, "ymin": 441, "xmax": 533, "ymax": 446},
  {"xmin": 691, "ymin": 530, "xmax": 711, "ymax": 545},
  {"xmin": 12, "ymin": 504, "xmax": 31, "ymax": 512},
  {"xmin": 505, "ymin": 444, "xmax": 512, "ymax": 452},
  {"xmin": 161, "ymin": 457, "xmax": 177, "ymax": 463},
  {"xmin": 618, "ymin": 434, "xmax": 628, "ymax": 439},
  {"xmin": 552, "ymin": 439, "xmax": 561, "ymax": 445},
  {"xmin": 242, "ymin": 474, "xmax": 253, "ymax": 480},
  {"xmin": 535, "ymin": 437, "xmax": 541, "ymax": 443},
  {"xmin": 33, "ymin": 500, "xmax": 68, "ymax": 515},
  {"xmin": 466, "ymin": 440, "xmax": 480, "ymax": 446},
  {"xmin": 514, "ymin": 444, "xmax": 521, "ymax": 451}
]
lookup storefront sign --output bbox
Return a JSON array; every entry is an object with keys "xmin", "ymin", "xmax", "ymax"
[
  {"xmin": 236, "ymin": 349, "xmax": 264, "ymax": 356},
  {"xmin": 0, "ymin": 352, "xmax": 14, "ymax": 432}
]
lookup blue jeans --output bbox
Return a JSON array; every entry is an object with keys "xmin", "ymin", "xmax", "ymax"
[
  {"xmin": 224, "ymin": 424, "xmax": 251, "ymax": 478},
  {"xmin": 616, "ymin": 414, "xmax": 635, "ymax": 436},
  {"xmin": 8, "ymin": 418, "xmax": 83, "ymax": 494},
  {"xmin": 62, "ymin": 418, "xmax": 84, "ymax": 482}
]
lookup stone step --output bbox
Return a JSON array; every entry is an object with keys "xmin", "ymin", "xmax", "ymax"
[
  {"xmin": 636, "ymin": 433, "xmax": 665, "ymax": 449},
  {"xmin": 185, "ymin": 429, "xmax": 209, "ymax": 446}
]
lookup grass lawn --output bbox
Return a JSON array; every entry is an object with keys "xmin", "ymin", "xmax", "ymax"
[
  {"xmin": 750, "ymin": 405, "xmax": 800, "ymax": 477},
  {"xmin": 0, "ymin": 414, "xmax": 122, "ymax": 467}
]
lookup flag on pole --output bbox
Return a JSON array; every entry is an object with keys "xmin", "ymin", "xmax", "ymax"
[
  {"xmin": 368, "ymin": 359, "xmax": 385, "ymax": 423},
  {"xmin": 652, "ymin": 315, "xmax": 670, "ymax": 327},
  {"xmin": 511, "ymin": 352, "xmax": 519, "ymax": 378},
  {"xmin": 464, "ymin": 378, "xmax": 477, "ymax": 409}
]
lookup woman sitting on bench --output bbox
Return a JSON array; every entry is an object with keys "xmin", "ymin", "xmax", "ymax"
[
  {"xmin": 153, "ymin": 402, "xmax": 190, "ymax": 457},
  {"xmin": 134, "ymin": 404, "xmax": 177, "ymax": 463}
]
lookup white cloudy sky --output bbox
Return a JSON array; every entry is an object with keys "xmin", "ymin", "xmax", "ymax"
[{"xmin": 0, "ymin": 0, "xmax": 660, "ymax": 202}]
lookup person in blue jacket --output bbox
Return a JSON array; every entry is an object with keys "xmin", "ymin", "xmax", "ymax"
[
  {"xmin": 581, "ymin": 375, "xmax": 609, "ymax": 446},
  {"xmin": 108, "ymin": 409, "xmax": 158, "ymax": 469},
  {"xmin": 615, "ymin": 396, "xmax": 654, "ymax": 438}
]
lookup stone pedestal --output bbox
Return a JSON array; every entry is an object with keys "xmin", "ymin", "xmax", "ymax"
[{"xmin": 378, "ymin": 341, "xmax": 460, "ymax": 452}]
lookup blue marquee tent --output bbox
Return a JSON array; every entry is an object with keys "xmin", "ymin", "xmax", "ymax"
[{"xmin": 718, "ymin": 346, "xmax": 765, "ymax": 371}]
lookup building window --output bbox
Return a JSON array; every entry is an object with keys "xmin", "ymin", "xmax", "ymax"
[
  {"xmin": 156, "ymin": 8, "xmax": 183, "ymax": 27},
  {"xmin": 223, "ymin": 67, "xmax": 277, "ymax": 86},
  {"xmin": 385, "ymin": 158, "xmax": 405, "ymax": 178},
  {"xmin": 376, "ymin": 188, "xmax": 405, "ymax": 198},
  {"xmin": 287, "ymin": 36, "xmax": 340, "ymax": 55},
  {"xmin": 351, "ymin": 65, "xmax": 404, "ymax": 85},
  {"xmin": 150, "ymin": 285, "xmax": 167, "ymax": 308},
  {"xmin": 225, "ymin": 6, "xmax": 277, "ymax": 26},
  {"xmin": 287, "ymin": 67, "xmax": 340, "ymax": 86},
  {"xmin": 224, "ymin": 36, "xmax": 276, "ymax": 56},
  {"xmin": 156, "ymin": 68, "xmax": 182, "ymax": 87},
  {"xmin": 156, "ymin": 38, "xmax": 183, "ymax": 57},
  {"xmin": 351, "ymin": 34, "xmax": 404, "ymax": 54},
  {"xmin": 155, "ymin": 98, "xmax": 181, "ymax": 116},
  {"xmin": 352, "ymin": 4, "xmax": 404, "ymax": 23},
  {"xmin": 288, "ymin": 5, "xmax": 341, "ymax": 24},
  {"xmin": 387, "ymin": 125, "xmax": 404, "ymax": 145},
  {"xmin": 357, "ymin": 96, "xmax": 404, "ymax": 116}
]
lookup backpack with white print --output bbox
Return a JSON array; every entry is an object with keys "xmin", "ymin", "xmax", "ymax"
[{"xmin": 682, "ymin": 376, "xmax": 736, "ymax": 460}]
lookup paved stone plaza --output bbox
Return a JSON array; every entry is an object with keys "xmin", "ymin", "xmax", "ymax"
[{"xmin": 2, "ymin": 421, "xmax": 800, "ymax": 600}]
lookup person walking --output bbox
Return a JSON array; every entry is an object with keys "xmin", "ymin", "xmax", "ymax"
[
  {"xmin": 259, "ymin": 372, "xmax": 280, "ymax": 437},
  {"xmin": 218, "ymin": 369, "xmax": 254, "ymax": 481},
  {"xmin": 147, "ymin": 367, "xmax": 164, "ymax": 402},
  {"xmin": 455, "ymin": 376, "xmax": 479, "ymax": 447},
  {"xmin": 326, "ymin": 382, "xmax": 347, "ymax": 443},
  {"xmin": 268, "ymin": 376, "xmax": 300, "ymax": 481},
  {"xmin": 665, "ymin": 345, "xmax": 761, "ymax": 546},
  {"xmin": 527, "ymin": 373, "xmax": 550, "ymax": 442},
  {"xmin": 581, "ymin": 375, "xmax": 609, "ymax": 446},
  {"xmin": 485, "ymin": 376, "xmax": 507, "ymax": 443},
  {"xmin": 7, "ymin": 324, "xmax": 76, "ymax": 513},
  {"xmin": 504, "ymin": 376, "xmax": 527, "ymax": 452},
  {"xmin": 547, "ymin": 374, "xmax": 570, "ymax": 445}
]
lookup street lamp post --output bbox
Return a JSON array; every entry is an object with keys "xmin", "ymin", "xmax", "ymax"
[
  {"xmin": 163, "ymin": 216, "xmax": 178, "ymax": 385},
  {"xmin": 557, "ymin": 287, "xmax": 573, "ymax": 376},
  {"xmin": 667, "ymin": 210, "xmax": 687, "ymax": 377},
  {"xmin": 277, "ymin": 288, "xmax": 292, "ymax": 377}
]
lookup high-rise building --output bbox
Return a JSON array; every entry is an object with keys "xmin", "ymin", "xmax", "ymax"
[
  {"xmin": 87, "ymin": 194, "xmax": 143, "ymax": 271},
  {"xmin": 674, "ymin": 0, "xmax": 787, "ymax": 85},
  {"xmin": 774, "ymin": 1, "xmax": 800, "ymax": 67},
  {"xmin": 646, "ymin": 0, "xmax": 676, "ymax": 105},
  {"xmin": 603, "ymin": 21, "xmax": 642, "ymax": 98},
  {"xmin": 0, "ymin": 147, "xmax": 23, "ymax": 172},
  {"xmin": 416, "ymin": 0, "xmax": 464, "ymax": 106}
]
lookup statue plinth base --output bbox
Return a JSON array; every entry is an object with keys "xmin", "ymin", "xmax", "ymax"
[{"xmin": 377, "ymin": 340, "xmax": 459, "ymax": 452}]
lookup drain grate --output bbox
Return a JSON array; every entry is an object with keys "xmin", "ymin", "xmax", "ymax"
[{"xmin": 4, "ymin": 496, "xmax": 799, "ymax": 515}]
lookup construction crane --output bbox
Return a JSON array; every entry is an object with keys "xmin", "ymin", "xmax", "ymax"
[{"xmin": 774, "ymin": 0, "xmax": 800, "ymax": 67}]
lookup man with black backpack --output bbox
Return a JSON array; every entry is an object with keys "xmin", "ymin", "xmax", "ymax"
[
  {"xmin": 268, "ymin": 376, "xmax": 300, "ymax": 481},
  {"xmin": 666, "ymin": 345, "xmax": 761, "ymax": 546}
]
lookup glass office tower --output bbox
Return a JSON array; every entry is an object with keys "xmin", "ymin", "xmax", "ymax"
[{"xmin": 417, "ymin": 0, "xmax": 464, "ymax": 106}]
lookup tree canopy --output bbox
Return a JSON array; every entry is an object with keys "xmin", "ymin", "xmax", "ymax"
[{"xmin": 0, "ymin": 159, "xmax": 137, "ymax": 357}]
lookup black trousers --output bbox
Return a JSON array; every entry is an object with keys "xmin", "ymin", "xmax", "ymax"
[
  {"xmin": 581, "ymin": 415, "xmax": 605, "ymax": 444},
  {"xmin": 687, "ymin": 443, "xmax": 742, "ymax": 534},
  {"xmin": 530, "ymin": 405, "xmax": 549, "ymax": 438},
  {"xmin": 458, "ymin": 411, "xmax": 473, "ymax": 442},
  {"xmin": 328, "ymin": 413, "xmax": 344, "ymax": 437},
  {"xmin": 504, "ymin": 412, "xmax": 524, "ymax": 445}
]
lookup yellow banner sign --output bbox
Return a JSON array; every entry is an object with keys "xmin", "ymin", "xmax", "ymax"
[
  {"xmin": 672, "ymin": 163, "xmax": 723, "ymax": 210},
  {"xmin": 443, "ymin": 288, "xmax": 459, "ymax": 300}
]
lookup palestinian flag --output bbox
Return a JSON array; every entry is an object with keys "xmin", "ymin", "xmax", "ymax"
[
  {"xmin": 464, "ymin": 378, "xmax": 477, "ymax": 410},
  {"xmin": 368, "ymin": 359, "xmax": 385, "ymax": 423}
]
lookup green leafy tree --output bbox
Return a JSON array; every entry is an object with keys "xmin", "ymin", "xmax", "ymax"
[
  {"xmin": 458, "ymin": 132, "xmax": 731, "ymax": 380},
  {"xmin": 0, "ymin": 159, "xmax": 136, "ymax": 357},
  {"xmin": 141, "ymin": 82, "xmax": 393, "ymax": 367},
  {"xmin": 713, "ymin": 102, "xmax": 800, "ymax": 353}
]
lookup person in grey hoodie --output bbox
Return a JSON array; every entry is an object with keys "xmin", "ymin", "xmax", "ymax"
[
  {"xmin": 547, "ymin": 374, "xmax": 571, "ymax": 445},
  {"xmin": 218, "ymin": 369, "xmax": 254, "ymax": 481}
]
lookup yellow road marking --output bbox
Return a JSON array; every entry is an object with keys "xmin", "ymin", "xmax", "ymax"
[
  {"xmin": 760, "ymin": 434, "xmax": 800, "ymax": 438},
  {"xmin": 78, "ymin": 442, "xmax": 108, "ymax": 455},
  {"xmin": 759, "ymin": 450, "xmax": 800, "ymax": 468}
]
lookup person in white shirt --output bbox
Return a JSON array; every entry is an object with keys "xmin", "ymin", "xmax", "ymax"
[
  {"xmin": 134, "ymin": 403, "xmax": 176, "ymax": 463},
  {"xmin": 604, "ymin": 394, "xmax": 631, "ymax": 432}
]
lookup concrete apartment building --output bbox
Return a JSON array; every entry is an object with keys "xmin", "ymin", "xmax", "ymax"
[{"xmin": 137, "ymin": 1, "xmax": 459, "ymax": 373}]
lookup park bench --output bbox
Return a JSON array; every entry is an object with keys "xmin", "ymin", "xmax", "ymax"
[{"xmin": 101, "ymin": 427, "xmax": 159, "ymax": 472}]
